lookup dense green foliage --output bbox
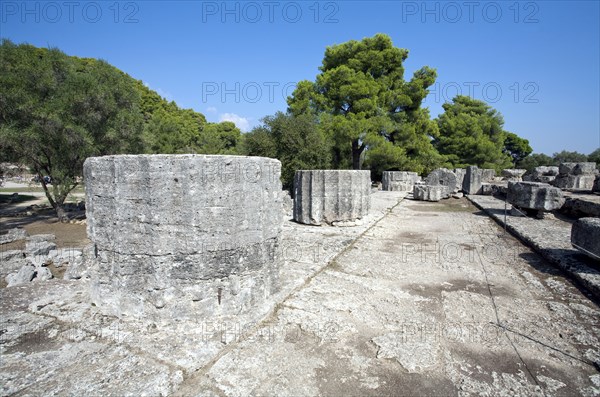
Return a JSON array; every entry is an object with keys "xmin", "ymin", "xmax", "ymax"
[
  {"xmin": 0, "ymin": 40, "xmax": 240, "ymax": 219},
  {"xmin": 434, "ymin": 96, "xmax": 517, "ymax": 171},
  {"xmin": 0, "ymin": 40, "xmax": 145, "ymax": 219},
  {"xmin": 242, "ymin": 112, "xmax": 332, "ymax": 190},
  {"xmin": 287, "ymin": 34, "xmax": 443, "ymax": 175},
  {"xmin": 503, "ymin": 132, "xmax": 533, "ymax": 166}
]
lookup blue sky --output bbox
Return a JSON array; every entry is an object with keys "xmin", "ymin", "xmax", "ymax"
[{"xmin": 1, "ymin": 0, "xmax": 599, "ymax": 155}]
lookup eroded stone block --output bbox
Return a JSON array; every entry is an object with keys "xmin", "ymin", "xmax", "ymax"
[
  {"xmin": 507, "ymin": 181, "xmax": 565, "ymax": 212},
  {"xmin": 413, "ymin": 184, "xmax": 446, "ymax": 202},
  {"xmin": 463, "ymin": 166, "xmax": 482, "ymax": 195},
  {"xmin": 425, "ymin": 168, "xmax": 458, "ymax": 195},
  {"xmin": 559, "ymin": 162, "xmax": 598, "ymax": 175},
  {"xmin": 553, "ymin": 175, "xmax": 596, "ymax": 190},
  {"xmin": 84, "ymin": 154, "xmax": 283, "ymax": 322},
  {"xmin": 502, "ymin": 169, "xmax": 526, "ymax": 181},
  {"xmin": 293, "ymin": 170, "xmax": 371, "ymax": 225},
  {"xmin": 571, "ymin": 217, "xmax": 600, "ymax": 261},
  {"xmin": 382, "ymin": 171, "xmax": 421, "ymax": 192}
]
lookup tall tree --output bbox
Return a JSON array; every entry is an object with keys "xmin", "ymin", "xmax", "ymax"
[
  {"xmin": 242, "ymin": 112, "xmax": 332, "ymax": 190},
  {"xmin": 503, "ymin": 132, "xmax": 533, "ymax": 166},
  {"xmin": 0, "ymin": 40, "xmax": 144, "ymax": 220},
  {"xmin": 435, "ymin": 95, "xmax": 514, "ymax": 171},
  {"xmin": 287, "ymin": 34, "xmax": 440, "ymax": 171}
]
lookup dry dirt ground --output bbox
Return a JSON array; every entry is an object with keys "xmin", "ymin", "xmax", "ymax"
[{"xmin": 1, "ymin": 193, "xmax": 599, "ymax": 396}]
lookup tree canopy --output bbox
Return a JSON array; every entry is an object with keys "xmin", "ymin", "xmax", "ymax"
[
  {"xmin": 434, "ymin": 95, "xmax": 515, "ymax": 171},
  {"xmin": 241, "ymin": 112, "xmax": 332, "ymax": 190},
  {"xmin": 0, "ymin": 40, "xmax": 145, "ymax": 220},
  {"xmin": 0, "ymin": 40, "xmax": 241, "ymax": 220},
  {"xmin": 287, "ymin": 33, "xmax": 442, "ymax": 174}
]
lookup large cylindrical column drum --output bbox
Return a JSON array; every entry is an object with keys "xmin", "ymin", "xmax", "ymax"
[
  {"xmin": 84, "ymin": 155, "xmax": 282, "ymax": 322},
  {"xmin": 293, "ymin": 170, "xmax": 371, "ymax": 225}
]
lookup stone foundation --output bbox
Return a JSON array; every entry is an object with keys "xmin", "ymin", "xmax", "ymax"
[
  {"xmin": 381, "ymin": 171, "xmax": 421, "ymax": 191},
  {"xmin": 293, "ymin": 170, "xmax": 371, "ymax": 225},
  {"xmin": 84, "ymin": 154, "xmax": 283, "ymax": 322}
]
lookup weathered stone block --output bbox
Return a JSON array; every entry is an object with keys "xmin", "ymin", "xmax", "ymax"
[
  {"xmin": 84, "ymin": 154, "xmax": 283, "ymax": 322},
  {"xmin": 454, "ymin": 168, "xmax": 466, "ymax": 190},
  {"xmin": 463, "ymin": 166, "xmax": 482, "ymax": 195},
  {"xmin": 502, "ymin": 169, "xmax": 526, "ymax": 181},
  {"xmin": 524, "ymin": 166, "xmax": 559, "ymax": 183},
  {"xmin": 571, "ymin": 217, "xmax": 600, "ymax": 260},
  {"xmin": 413, "ymin": 184, "xmax": 447, "ymax": 202},
  {"xmin": 382, "ymin": 171, "xmax": 421, "ymax": 191},
  {"xmin": 559, "ymin": 162, "xmax": 597, "ymax": 175},
  {"xmin": 593, "ymin": 175, "xmax": 600, "ymax": 193},
  {"xmin": 482, "ymin": 169, "xmax": 496, "ymax": 182},
  {"xmin": 25, "ymin": 241, "xmax": 57, "ymax": 257},
  {"xmin": 425, "ymin": 168, "xmax": 458, "ymax": 195},
  {"xmin": 507, "ymin": 181, "xmax": 565, "ymax": 211},
  {"xmin": 293, "ymin": 170, "xmax": 371, "ymax": 225},
  {"xmin": 553, "ymin": 175, "xmax": 596, "ymax": 191}
]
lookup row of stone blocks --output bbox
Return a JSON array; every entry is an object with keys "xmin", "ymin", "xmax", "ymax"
[
  {"xmin": 398, "ymin": 166, "xmax": 497, "ymax": 202},
  {"xmin": 525, "ymin": 162, "xmax": 599, "ymax": 191},
  {"xmin": 84, "ymin": 156, "xmax": 373, "ymax": 322}
]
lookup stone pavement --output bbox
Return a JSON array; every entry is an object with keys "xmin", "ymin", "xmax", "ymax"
[
  {"xmin": 178, "ymin": 197, "xmax": 600, "ymax": 396},
  {"xmin": 469, "ymin": 194, "xmax": 600, "ymax": 300},
  {"xmin": 2, "ymin": 194, "xmax": 600, "ymax": 396}
]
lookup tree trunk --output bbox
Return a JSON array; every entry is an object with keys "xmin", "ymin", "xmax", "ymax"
[
  {"xmin": 351, "ymin": 139, "xmax": 366, "ymax": 170},
  {"xmin": 55, "ymin": 203, "xmax": 68, "ymax": 223},
  {"xmin": 38, "ymin": 173, "xmax": 69, "ymax": 222}
]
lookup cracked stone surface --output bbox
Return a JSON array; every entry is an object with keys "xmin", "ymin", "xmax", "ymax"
[
  {"xmin": 2, "ymin": 192, "xmax": 599, "ymax": 396},
  {"xmin": 469, "ymin": 194, "xmax": 600, "ymax": 300}
]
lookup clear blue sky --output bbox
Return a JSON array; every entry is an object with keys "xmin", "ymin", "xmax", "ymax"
[{"xmin": 2, "ymin": 0, "xmax": 599, "ymax": 155}]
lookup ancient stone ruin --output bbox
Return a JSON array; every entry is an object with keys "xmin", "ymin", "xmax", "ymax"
[
  {"xmin": 84, "ymin": 154, "xmax": 283, "ymax": 322},
  {"xmin": 413, "ymin": 184, "xmax": 446, "ymax": 202},
  {"xmin": 293, "ymin": 170, "xmax": 371, "ymax": 225},
  {"xmin": 453, "ymin": 168, "xmax": 466, "ymax": 189},
  {"xmin": 501, "ymin": 169, "xmax": 526, "ymax": 182},
  {"xmin": 462, "ymin": 166, "xmax": 496, "ymax": 195},
  {"xmin": 424, "ymin": 168, "xmax": 458, "ymax": 198},
  {"xmin": 571, "ymin": 217, "xmax": 600, "ymax": 260},
  {"xmin": 381, "ymin": 171, "xmax": 421, "ymax": 191},
  {"xmin": 553, "ymin": 162, "xmax": 598, "ymax": 191},
  {"xmin": 524, "ymin": 166, "xmax": 559, "ymax": 183},
  {"xmin": 507, "ymin": 181, "xmax": 565, "ymax": 218}
]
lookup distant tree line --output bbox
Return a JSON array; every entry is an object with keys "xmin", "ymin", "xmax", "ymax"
[
  {"xmin": 1, "ymin": 36, "xmax": 597, "ymax": 219},
  {"xmin": 0, "ymin": 39, "xmax": 242, "ymax": 220}
]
